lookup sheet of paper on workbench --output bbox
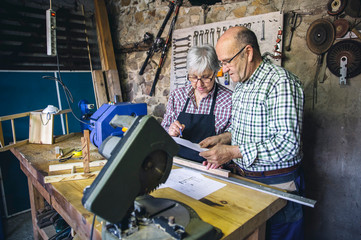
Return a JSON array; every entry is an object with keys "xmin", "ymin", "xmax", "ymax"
[
  {"xmin": 158, "ymin": 168, "xmax": 226, "ymax": 200},
  {"xmin": 172, "ymin": 137, "xmax": 208, "ymax": 152}
]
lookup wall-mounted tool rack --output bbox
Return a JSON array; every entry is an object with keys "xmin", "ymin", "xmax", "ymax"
[{"xmin": 171, "ymin": 11, "xmax": 284, "ymax": 91}]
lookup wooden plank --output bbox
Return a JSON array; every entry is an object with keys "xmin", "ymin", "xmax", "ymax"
[
  {"xmin": 173, "ymin": 156, "xmax": 230, "ymax": 178},
  {"xmin": 50, "ymin": 181, "xmax": 102, "ymax": 240},
  {"xmin": 245, "ymin": 222, "xmax": 266, "ymax": 240},
  {"xmin": 55, "ymin": 109, "xmax": 71, "ymax": 115},
  {"xmin": 54, "ymin": 132, "xmax": 76, "ymax": 143},
  {"xmin": 28, "ymin": 113, "xmax": 54, "ymax": 144},
  {"xmin": 44, "ymin": 171, "xmax": 100, "ymax": 183},
  {"xmin": 0, "ymin": 122, "xmax": 5, "ymax": 148},
  {"xmin": 49, "ymin": 160, "xmax": 107, "ymax": 172},
  {"xmin": 92, "ymin": 70, "xmax": 108, "ymax": 108},
  {"xmin": 27, "ymin": 178, "xmax": 44, "ymax": 240},
  {"xmin": 82, "ymin": 130, "xmax": 90, "ymax": 173},
  {"xmin": 11, "ymin": 119, "xmax": 16, "ymax": 144},
  {"xmin": 65, "ymin": 113, "xmax": 69, "ymax": 135},
  {"xmin": 0, "ymin": 111, "xmax": 33, "ymax": 121},
  {"xmin": 0, "ymin": 139, "xmax": 29, "ymax": 152},
  {"xmin": 105, "ymin": 69, "xmax": 123, "ymax": 102},
  {"xmin": 93, "ymin": 0, "xmax": 117, "ymax": 70}
]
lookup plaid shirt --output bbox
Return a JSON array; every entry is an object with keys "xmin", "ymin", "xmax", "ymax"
[
  {"xmin": 161, "ymin": 83, "xmax": 233, "ymax": 134},
  {"xmin": 230, "ymin": 59, "xmax": 304, "ymax": 172}
]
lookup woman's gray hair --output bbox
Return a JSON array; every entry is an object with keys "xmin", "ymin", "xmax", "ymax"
[{"xmin": 186, "ymin": 44, "xmax": 220, "ymax": 75}]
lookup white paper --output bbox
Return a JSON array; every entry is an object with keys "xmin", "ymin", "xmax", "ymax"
[
  {"xmin": 158, "ymin": 168, "xmax": 226, "ymax": 200},
  {"xmin": 172, "ymin": 137, "xmax": 208, "ymax": 152}
]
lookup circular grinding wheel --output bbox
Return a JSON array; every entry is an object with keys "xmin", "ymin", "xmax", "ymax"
[
  {"xmin": 333, "ymin": 18, "xmax": 350, "ymax": 38},
  {"xmin": 326, "ymin": 40, "xmax": 361, "ymax": 78},
  {"xmin": 327, "ymin": 0, "xmax": 347, "ymax": 15},
  {"xmin": 306, "ymin": 19, "xmax": 336, "ymax": 55}
]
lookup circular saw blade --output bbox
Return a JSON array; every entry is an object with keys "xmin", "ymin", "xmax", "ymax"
[
  {"xmin": 326, "ymin": 39, "xmax": 361, "ymax": 78},
  {"xmin": 327, "ymin": 0, "xmax": 347, "ymax": 15},
  {"xmin": 139, "ymin": 150, "xmax": 173, "ymax": 195},
  {"xmin": 333, "ymin": 18, "xmax": 349, "ymax": 38},
  {"xmin": 306, "ymin": 19, "xmax": 335, "ymax": 55}
]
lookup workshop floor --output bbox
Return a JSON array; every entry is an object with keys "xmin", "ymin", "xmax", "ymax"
[{"xmin": 4, "ymin": 211, "xmax": 33, "ymax": 240}]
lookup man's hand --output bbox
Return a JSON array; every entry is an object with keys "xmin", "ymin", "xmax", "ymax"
[
  {"xmin": 199, "ymin": 132, "xmax": 232, "ymax": 148},
  {"xmin": 168, "ymin": 121, "xmax": 185, "ymax": 137},
  {"xmin": 200, "ymin": 144, "xmax": 242, "ymax": 170},
  {"xmin": 199, "ymin": 136, "xmax": 220, "ymax": 149}
]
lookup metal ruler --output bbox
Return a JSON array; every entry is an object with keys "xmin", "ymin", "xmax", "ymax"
[{"xmin": 173, "ymin": 163, "xmax": 316, "ymax": 208}]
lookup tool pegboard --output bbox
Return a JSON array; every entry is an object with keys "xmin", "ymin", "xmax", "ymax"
[{"xmin": 170, "ymin": 11, "xmax": 284, "ymax": 91}]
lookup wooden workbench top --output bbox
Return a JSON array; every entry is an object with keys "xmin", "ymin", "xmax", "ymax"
[{"xmin": 11, "ymin": 133, "xmax": 286, "ymax": 240}]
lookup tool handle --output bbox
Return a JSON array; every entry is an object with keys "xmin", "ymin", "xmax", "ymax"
[
  {"xmin": 139, "ymin": 51, "xmax": 152, "ymax": 75},
  {"xmin": 352, "ymin": 28, "xmax": 361, "ymax": 40},
  {"xmin": 149, "ymin": 66, "xmax": 162, "ymax": 96},
  {"xmin": 149, "ymin": 0, "xmax": 182, "ymax": 96},
  {"xmin": 138, "ymin": 1, "xmax": 175, "ymax": 75}
]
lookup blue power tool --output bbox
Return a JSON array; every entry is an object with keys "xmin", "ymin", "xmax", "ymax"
[{"xmin": 89, "ymin": 102, "xmax": 147, "ymax": 148}]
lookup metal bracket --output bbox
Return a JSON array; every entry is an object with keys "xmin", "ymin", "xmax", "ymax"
[{"xmin": 340, "ymin": 56, "xmax": 347, "ymax": 85}]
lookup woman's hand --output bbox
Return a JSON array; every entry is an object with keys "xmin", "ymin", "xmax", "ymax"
[{"xmin": 168, "ymin": 121, "xmax": 185, "ymax": 137}]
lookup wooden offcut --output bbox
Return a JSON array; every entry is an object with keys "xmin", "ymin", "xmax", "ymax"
[
  {"xmin": 82, "ymin": 130, "xmax": 90, "ymax": 173},
  {"xmin": 173, "ymin": 156, "xmax": 230, "ymax": 178},
  {"xmin": 49, "ymin": 160, "xmax": 107, "ymax": 172},
  {"xmin": 29, "ymin": 112, "xmax": 54, "ymax": 144},
  {"xmin": 44, "ymin": 171, "xmax": 100, "ymax": 183}
]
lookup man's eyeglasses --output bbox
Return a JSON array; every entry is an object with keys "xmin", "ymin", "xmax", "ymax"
[
  {"xmin": 219, "ymin": 45, "xmax": 247, "ymax": 68},
  {"xmin": 188, "ymin": 72, "xmax": 215, "ymax": 83}
]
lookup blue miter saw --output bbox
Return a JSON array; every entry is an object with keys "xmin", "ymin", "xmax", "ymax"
[{"xmin": 82, "ymin": 115, "xmax": 222, "ymax": 240}]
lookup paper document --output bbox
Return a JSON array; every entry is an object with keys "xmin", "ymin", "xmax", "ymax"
[
  {"xmin": 159, "ymin": 168, "xmax": 226, "ymax": 200},
  {"xmin": 172, "ymin": 137, "xmax": 208, "ymax": 152}
]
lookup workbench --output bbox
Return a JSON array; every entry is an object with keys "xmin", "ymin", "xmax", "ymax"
[{"xmin": 10, "ymin": 133, "xmax": 286, "ymax": 240}]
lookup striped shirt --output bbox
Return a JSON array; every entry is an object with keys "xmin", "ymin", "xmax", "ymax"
[
  {"xmin": 161, "ymin": 83, "xmax": 233, "ymax": 134},
  {"xmin": 230, "ymin": 58, "xmax": 304, "ymax": 172}
]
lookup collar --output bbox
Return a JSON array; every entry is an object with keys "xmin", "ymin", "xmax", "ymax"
[
  {"xmin": 237, "ymin": 57, "xmax": 269, "ymax": 87},
  {"xmin": 186, "ymin": 82, "xmax": 217, "ymax": 100}
]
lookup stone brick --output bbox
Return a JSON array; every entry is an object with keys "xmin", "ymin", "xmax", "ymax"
[
  {"xmin": 153, "ymin": 103, "xmax": 166, "ymax": 117},
  {"xmin": 121, "ymin": 0, "xmax": 131, "ymax": 7},
  {"xmin": 232, "ymin": 6, "xmax": 247, "ymax": 18},
  {"xmin": 163, "ymin": 88, "xmax": 170, "ymax": 96},
  {"xmin": 134, "ymin": 11, "xmax": 144, "ymax": 23}
]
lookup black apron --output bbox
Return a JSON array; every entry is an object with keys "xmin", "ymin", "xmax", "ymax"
[{"xmin": 176, "ymin": 84, "xmax": 218, "ymax": 163}]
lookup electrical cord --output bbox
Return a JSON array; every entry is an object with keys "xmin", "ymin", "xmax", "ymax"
[
  {"xmin": 90, "ymin": 214, "xmax": 96, "ymax": 240},
  {"xmin": 42, "ymin": 53, "xmax": 93, "ymax": 126}
]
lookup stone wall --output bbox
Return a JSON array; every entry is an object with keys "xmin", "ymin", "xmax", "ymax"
[{"xmin": 106, "ymin": 0, "xmax": 361, "ymax": 239}]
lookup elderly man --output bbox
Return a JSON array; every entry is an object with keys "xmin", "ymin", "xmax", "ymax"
[{"xmin": 199, "ymin": 27, "xmax": 305, "ymax": 240}]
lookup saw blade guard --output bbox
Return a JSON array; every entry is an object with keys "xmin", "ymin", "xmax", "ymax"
[{"xmin": 82, "ymin": 115, "xmax": 179, "ymax": 224}]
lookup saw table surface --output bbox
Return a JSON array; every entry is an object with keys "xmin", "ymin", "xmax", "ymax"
[{"xmin": 11, "ymin": 133, "xmax": 286, "ymax": 240}]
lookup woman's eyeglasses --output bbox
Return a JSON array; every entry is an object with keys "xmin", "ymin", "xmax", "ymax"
[{"xmin": 188, "ymin": 72, "xmax": 216, "ymax": 83}]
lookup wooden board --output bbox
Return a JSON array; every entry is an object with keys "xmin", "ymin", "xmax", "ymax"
[
  {"xmin": 91, "ymin": 70, "xmax": 108, "ymax": 108},
  {"xmin": 173, "ymin": 156, "xmax": 230, "ymax": 177},
  {"xmin": 94, "ymin": 0, "xmax": 117, "ymax": 70},
  {"xmin": 105, "ymin": 69, "xmax": 123, "ymax": 102},
  {"xmin": 49, "ymin": 160, "xmax": 107, "ymax": 172},
  {"xmin": 29, "ymin": 112, "xmax": 54, "ymax": 144}
]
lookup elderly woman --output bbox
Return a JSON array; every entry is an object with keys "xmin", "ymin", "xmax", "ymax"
[{"xmin": 161, "ymin": 44, "xmax": 232, "ymax": 162}]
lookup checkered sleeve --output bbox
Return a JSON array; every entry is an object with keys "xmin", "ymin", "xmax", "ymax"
[
  {"xmin": 161, "ymin": 87, "xmax": 187, "ymax": 132},
  {"xmin": 214, "ymin": 84, "xmax": 233, "ymax": 134}
]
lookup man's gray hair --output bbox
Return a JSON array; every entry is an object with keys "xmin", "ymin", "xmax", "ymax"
[{"xmin": 186, "ymin": 45, "xmax": 220, "ymax": 75}]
